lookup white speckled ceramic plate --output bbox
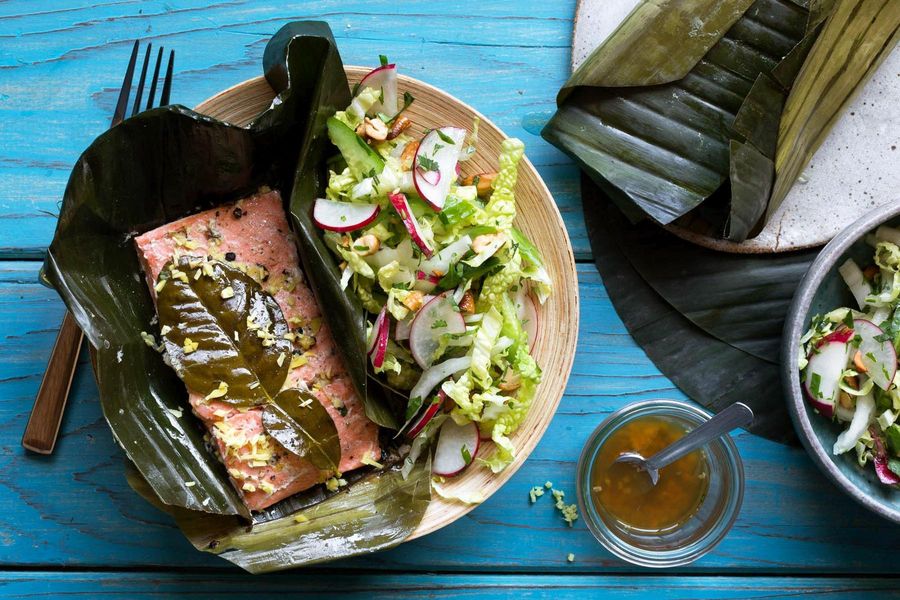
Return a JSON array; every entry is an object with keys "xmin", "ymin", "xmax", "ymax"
[{"xmin": 573, "ymin": 0, "xmax": 900, "ymax": 254}]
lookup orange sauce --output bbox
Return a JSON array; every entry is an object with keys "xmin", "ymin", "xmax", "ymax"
[{"xmin": 591, "ymin": 416, "xmax": 709, "ymax": 531}]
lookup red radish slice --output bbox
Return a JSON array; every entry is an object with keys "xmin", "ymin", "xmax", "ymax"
[
  {"xmin": 417, "ymin": 236, "xmax": 472, "ymax": 283},
  {"xmin": 804, "ymin": 340, "xmax": 850, "ymax": 418},
  {"xmin": 853, "ymin": 319, "xmax": 897, "ymax": 390},
  {"xmin": 395, "ymin": 317, "xmax": 412, "ymax": 341},
  {"xmin": 417, "ymin": 168, "xmax": 441, "ymax": 186},
  {"xmin": 872, "ymin": 431, "xmax": 900, "ymax": 485},
  {"xmin": 413, "ymin": 127, "xmax": 466, "ymax": 211},
  {"xmin": 369, "ymin": 307, "xmax": 390, "ymax": 368},
  {"xmin": 410, "ymin": 292, "xmax": 467, "ymax": 368},
  {"xmin": 358, "ymin": 63, "xmax": 398, "ymax": 116},
  {"xmin": 313, "ymin": 198, "xmax": 380, "ymax": 232},
  {"xmin": 819, "ymin": 326, "xmax": 854, "ymax": 346},
  {"xmin": 514, "ymin": 287, "xmax": 540, "ymax": 352},
  {"xmin": 409, "ymin": 356, "xmax": 471, "ymax": 402},
  {"xmin": 388, "ymin": 192, "xmax": 433, "ymax": 257},
  {"xmin": 433, "ymin": 419, "xmax": 479, "ymax": 477},
  {"xmin": 405, "ymin": 398, "xmax": 443, "ymax": 439}
]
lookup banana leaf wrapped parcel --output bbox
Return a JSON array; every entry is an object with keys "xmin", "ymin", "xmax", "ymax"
[{"xmin": 42, "ymin": 22, "xmax": 431, "ymax": 573}]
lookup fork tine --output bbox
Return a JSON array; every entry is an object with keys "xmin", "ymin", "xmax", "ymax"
[
  {"xmin": 132, "ymin": 43, "xmax": 152, "ymax": 117},
  {"xmin": 160, "ymin": 50, "xmax": 174, "ymax": 106},
  {"xmin": 146, "ymin": 46, "xmax": 164, "ymax": 110},
  {"xmin": 111, "ymin": 40, "xmax": 139, "ymax": 127}
]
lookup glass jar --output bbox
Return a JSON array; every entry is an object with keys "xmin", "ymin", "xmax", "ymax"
[{"xmin": 577, "ymin": 399, "xmax": 744, "ymax": 567}]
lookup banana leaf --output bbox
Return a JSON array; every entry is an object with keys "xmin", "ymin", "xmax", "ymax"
[
  {"xmin": 41, "ymin": 21, "xmax": 429, "ymax": 570},
  {"xmin": 768, "ymin": 0, "xmax": 900, "ymax": 219},
  {"xmin": 582, "ymin": 176, "xmax": 799, "ymax": 443},
  {"xmin": 544, "ymin": 0, "xmax": 837, "ymax": 241}
]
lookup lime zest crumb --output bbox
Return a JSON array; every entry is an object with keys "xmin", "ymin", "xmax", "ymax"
[
  {"xmin": 185, "ymin": 481, "xmax": 196, "ymax": 488},
  {"xmin": 294, "ymin": 515, "xmax": 309, "ymax": 523},
  {"xmin": 529, "ymin": 486, "xmax": 545, "ymax": 503},
  {"xmin": 205, "ymin": 381, "xmax": 228, "ymax": 400},
  {"xmin": 221, "ymin": 286, "xmax": 235, "ymax": 299},
  {"xmin": 567, "ymin": 553, "xmax": 575, "ymax": 562},
  {"xmin": 544, "ymin": 481, "xmax": 553, "ymax": 489}
]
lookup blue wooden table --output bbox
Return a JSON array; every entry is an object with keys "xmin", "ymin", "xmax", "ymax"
[{"xmin": 1, "ymin": 1, "xmax": 897, "ymax": 597}]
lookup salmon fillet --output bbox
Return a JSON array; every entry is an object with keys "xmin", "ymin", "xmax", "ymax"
[{"xmin": 134, "ymin": 189, "xmax": 380, "ymax": 511}]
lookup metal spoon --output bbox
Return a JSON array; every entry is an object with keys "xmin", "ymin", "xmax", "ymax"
[{"xmin": 614, "ymin": 403, "xmax": 754, "ymax": 486}]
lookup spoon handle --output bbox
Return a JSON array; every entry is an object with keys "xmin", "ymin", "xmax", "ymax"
[{"xmin": 645, "ymin": 403, "xmax": 754, "ymax": 473}]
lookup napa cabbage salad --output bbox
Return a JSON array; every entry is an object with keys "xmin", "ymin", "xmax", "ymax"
[
  {"xmin": 311, "ymin": 59, "xmax": 550, "ymax": 481},
  {"xmin": 800, "ymin": 226, "xmax": 900, "ymax": 486}
]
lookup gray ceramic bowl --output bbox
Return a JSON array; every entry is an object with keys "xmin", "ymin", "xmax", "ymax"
[{"xmin": 784, "ymin": 202, "xmax": 900, "ymax": 524}]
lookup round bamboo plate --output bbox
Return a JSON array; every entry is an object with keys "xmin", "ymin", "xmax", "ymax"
[{"xmin": 195, "ymin": 67, "xmax": 579, "ymax": 540}]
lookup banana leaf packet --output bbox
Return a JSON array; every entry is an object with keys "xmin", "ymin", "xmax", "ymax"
[
  {"xmin": 544, "ymin": 0, "xmax": 899, "ymax": 242},
  {"xmin": 41, "ymin": 21, "xmax": 430, "ymax": 573}
]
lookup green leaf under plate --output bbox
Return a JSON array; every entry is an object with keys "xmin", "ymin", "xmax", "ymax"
[
  {"xmin": 157, "ymin": 258, "xmax": 291, "ymax": 405},
  {"xmin": 582, "ymin": 176, "xmax": 800, "ymax": 443},
  {"xmin": 262, "ymin": 389, "xmax": 341, "ymax": 471}
]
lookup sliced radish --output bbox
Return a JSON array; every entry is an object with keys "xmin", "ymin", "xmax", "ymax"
[
  {"xmin": 409, "ymin": 292, "xmax": 467, "ymax": 368},
  {"xmin": 819, "ymin": 326, "xmax": 855, "ymax": 346},
  {"xmin": 413, "ymin": 127, "xmax": 466, "ymax": 211},
  {"xmin": 853, "ymin": 319, "xmax": 897, "ymax": 390},
  {"xmin": 413, "ymin": 270, "xmax": 441, "ymax": 293},
  {"xmin": 395, "ymin": 317, "xmax": 412, "ymax": 341},
  {"xmin": 872, "ymin": 429, "xmax": 900, "ymax": 485},
  {"xmin": 804, "ymin": 340, "xmax": 850, "ymax": 418},
  {"xmin": 313, "ymin": 198, "xmax": 380, "ymax": 232},
  {"xmin": 369, "ymin": 307, "xmax": 390, "ymax": 368},
  {"xmin": 433, "ymin": 419, "xmax": 479, "ymax": 477},
  {"xmin": 418, "ymin": 235, "xmax": 472, "ymax": 280},
  {"xmin": 418, "ymin": 168, "xmax": 441, "ymax": 186},
  {"xmin": 409, "ymin": 356, "xmax": 471, "ymax": 402},
  {"xmin": 388, "ymin": 192, "xmax": 433, "ymax": 258},
  {"xmin": 405, "ymin": 398, "xmax": 443, "ymax": 439},
  {"xmin": 358, "ymin": 63, "xmax": 398, "ymax": 117},
  {"xmin": 513, "ymin": 287, "xmax": 540, "ymax": 352}
]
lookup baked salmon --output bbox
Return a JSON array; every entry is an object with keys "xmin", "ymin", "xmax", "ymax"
[{"xmin": 134, "ymin": 189, "xmax": 380, "ymax": 511}]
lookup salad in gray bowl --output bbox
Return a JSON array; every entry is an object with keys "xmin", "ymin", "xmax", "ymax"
[{"xmin": 784, "ymin": 202, "xmax": 900, "ymax": 524}]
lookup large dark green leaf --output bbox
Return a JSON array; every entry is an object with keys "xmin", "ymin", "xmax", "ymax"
[
  {"xmin": 265, "ymin": 22, "xmax": 401, "ymax": 430},
  {"xmin": 582, "ymin": 176, "xmax": 799, "ymax": 443},
  {"xmin": 543, "ymin": 0, "xmax": 819, "ymax": 240},
  {"xmin": 157, "ymin": 258, "xmax": 291, "ymax": 405},
  {"xmin": 262, "ymin": 389, "xmax": 341, "ymax": 471},
  {"xmin": 562, "ymin": 0, "xmax": 754, "ymax": 93},
  {"xmin": 42, "ymin": 22, "xmax": 429, "ymax": 565}
]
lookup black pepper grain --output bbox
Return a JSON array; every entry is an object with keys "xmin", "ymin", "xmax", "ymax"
[
  {"xmin": 225, "ymin": 252, "xmax": 236, "ymax": 261},
  {"xmin": 232, "ymin": 206, "xmax": 243, "ymax": 219}
]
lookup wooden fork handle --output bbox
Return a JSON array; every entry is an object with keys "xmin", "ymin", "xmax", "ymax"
[{"xmin": 22, "ymin": 311, "xmax": 83, "ymax": 454}]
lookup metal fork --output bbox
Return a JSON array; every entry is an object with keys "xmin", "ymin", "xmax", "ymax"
[{"xmin": 22, "ymin": 41, "xmax": 175, "ymax": 455}]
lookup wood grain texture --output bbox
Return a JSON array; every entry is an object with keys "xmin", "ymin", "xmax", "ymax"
[
  {"xmin": 0, "ymin": 573, "xmax": 897, "ymax": 599},
  {"xmin": 0, "ymin": 0, "xmax": 585, "ymax": 259},
  {"xmin": 21, "ymin": 311, "xmax": 82, "ymax": 454},
  {"xmin": 3, "ymin": 260, "xmax": 900, "ymax": 574},
  {"xmin": 194, "ymin": 70, "xmax": 579, "ymax": 539}
]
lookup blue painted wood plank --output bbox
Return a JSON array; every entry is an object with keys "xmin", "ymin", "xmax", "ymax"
[
  {"xmin": 2, "ymin": 260, "xmax": 900, "ymax": 573},
  {"xmin": 0, "ymin": 573, "xmax": 897, "ymax": 598},
  {"xmin": 0, "ymin": 0, "xmax": 585, "ymax": 258}
]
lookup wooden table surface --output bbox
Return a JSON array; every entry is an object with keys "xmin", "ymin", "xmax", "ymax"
[{"xmin": 1, "ymin": 1, "xmax": 897, "ymax": 597}]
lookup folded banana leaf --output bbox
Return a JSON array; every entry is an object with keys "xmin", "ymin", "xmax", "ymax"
[
  {"xmin": 582, "ymin": 176, "xmax": 799, "ymax": 444},
  {"xmin": 42, "ymin": 21, "xmax": 429, "ymax": 571},
  {"xmin": 543, "ymin": 0, "xmax": 853, "ymax": 242},
  {"xmin": 768, "ymin": 0, "xmax": 900, "ymax": 219}
]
